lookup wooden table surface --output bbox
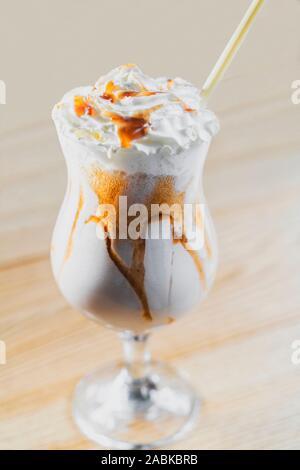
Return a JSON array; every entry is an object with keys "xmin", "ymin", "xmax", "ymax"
[{"xmin": 1, "ymin": 0, "xmax": 300, "ymax": 450}]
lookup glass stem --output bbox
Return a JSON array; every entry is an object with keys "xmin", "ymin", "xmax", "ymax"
[{"xmin": 120, "ymin": 332, "xmax": 151, "ymax": 380}]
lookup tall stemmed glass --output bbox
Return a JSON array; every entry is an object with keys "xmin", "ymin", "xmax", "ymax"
[
  {"xmin": 51, "ymin": 129, "xmax": 218, "ymax": 449},
  {"xmin": 51, "ymin": 0, "xmax": 265, "ymax": 448}
]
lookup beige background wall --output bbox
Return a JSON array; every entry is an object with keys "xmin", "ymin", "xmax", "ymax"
[{"xmin": 0, "ymin": 0, "xmax": 299, "ymax": 133}]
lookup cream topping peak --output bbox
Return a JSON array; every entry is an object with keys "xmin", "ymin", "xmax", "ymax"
[{"xmin": 52, "ymin": 64, "xmax": 219, "ymax": 156}]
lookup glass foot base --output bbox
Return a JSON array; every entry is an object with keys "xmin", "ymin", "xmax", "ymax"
[{"xmin": 73, "ymin": 361, "xmax": 200, "ymax": 449}]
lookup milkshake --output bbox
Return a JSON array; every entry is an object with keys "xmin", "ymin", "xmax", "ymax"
[
  {"xmin": 51, "ymin": 64, "xmax": 219, "ymax": 332},
  {"xmin": 50, "ymin": 0, "xmax": 264, "ymax": 445}
]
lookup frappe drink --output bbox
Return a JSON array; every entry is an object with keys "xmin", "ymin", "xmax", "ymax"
[{"xmin": 51, "ymin": 64, "xmax": 219, "ymax": 332}]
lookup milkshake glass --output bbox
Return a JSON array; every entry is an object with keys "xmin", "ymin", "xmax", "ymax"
[{"xmin": 51, "ymin": 65, "xmax": 219, "ymax": 448}]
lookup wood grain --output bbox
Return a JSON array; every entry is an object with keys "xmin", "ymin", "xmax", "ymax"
[{"xmin": 0, "ymin": 0, "xmax": 300, "ymax": 450}]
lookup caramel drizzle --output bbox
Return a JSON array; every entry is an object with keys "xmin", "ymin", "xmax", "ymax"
[
  {"xmin": 100, "ymin": 81, "xmax": 120, "ymax": 103},
  {"xmin": 147, "ymin": 177, "xmax": 206, "ymax": 286},
  {"xmin": 195, "ymin": 206, "xmax": 212, "ymax": 259},
  {"xmin": 87, "ymin": 168, "xmax": 152, "ymax": 321},
  {"xmin": 149, "ymin": 178, "xmax": 205, "ymax": 294},
  {"xmin": 166, "ymin": 79, "xmax": 196, "ymax": 111},
  {"xmin": 63, "ymin": 188, "xmax": 84, "ymax": 263},
  {"xmin": 118, "ymin": 90, "xmax": 159, "ymax": 99},
  {"xmin": 74, "ymin": 96, "xmax": 96, "ymax": 117},
  {"xmin": 74, "ymin": 79, "xmax": 196, "ymax": 148},
  {"xmin": 107, "ymin": 237, "xmax": 151, "ymax": 321},
  {"xmin": 103, "ymin": 105, "xmax": 162, "ymax": 149},
  {"xmin": 109, "ymin": 113, "xmax": 149, "ymax": 149},
  {"xmin": 171, "ymin": 226, "xmax": 206, "ymax": 286},
  {"xmin": 100, "ymin": 80, "xmax": 159, "ymax": 104},
  {"xmin": 86, "ymin": 168, "xmax": 209, "ymax": 322},
  {"xmin": 179, "ymin": 236, "xmax": 206, "ymax": 285},
  {"xmin": 174, "ymin": 97, "xmax": 196, "ymax": 113},
  {"xmin": 184, "ymin": 106, "xmax": 196, "ymax": 113},
  {"xmin": 166, "ymin": 316, "xmax": 175, "ymax": 324},
  {"xmin": 86, "ymin": 214, "xmax": 151, "ymax": 320}
]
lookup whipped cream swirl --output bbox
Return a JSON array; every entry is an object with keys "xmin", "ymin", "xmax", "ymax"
[{"xmin": 52, "ymin": 65, "xmax": 219, "ymax": 157}]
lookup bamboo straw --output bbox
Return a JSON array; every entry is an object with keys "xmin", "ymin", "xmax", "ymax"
[{"xmin": 201, "ymin": 0, "xmax": 266, "ymax": 100}]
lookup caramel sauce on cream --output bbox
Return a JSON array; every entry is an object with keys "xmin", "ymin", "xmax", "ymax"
[
  {"xmin": 103, "ymin": 105, "xmax": 162, "ymax": 149},
  {"xmin": 184, "ymin": 106, "xmax": 196, "ymax": 113},
  {"xmin": 100, "ymin": 81, "xmax": 120, "ymax": 103},
  {"xmin": 118, "ymin": 90, "xmax": 158, "ymax": 99},
  {"xmin": 109, "ymin": 113, "xmax": 149, "ymax": 149},
  {"xmin": 74, "ymin": 78, "xmax": 196, "ymax": 149},
  {"xmin": 74, "ymin": 96, "xmax": 96, "ymax": 117},
  {"xmin": 100, "ymin": 80, "xmax": 159, "ymax": 104}
]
